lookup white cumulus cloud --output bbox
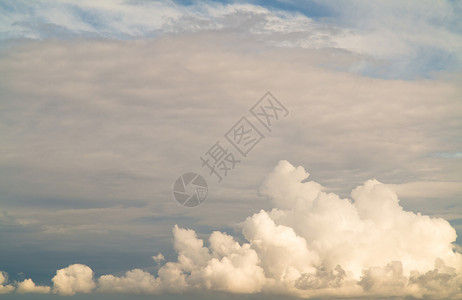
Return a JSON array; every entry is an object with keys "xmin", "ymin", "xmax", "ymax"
[
  {"xmin": 67, "ymin": 160, "xmax": 462, "ymax": 298},
  {"xmin": 52, "ymin": 264, "xmax": 95, "ymax": 296},
  {"xmin": 98, "ymin": 269, "xmax": 160, "ymax": 295},
  {"xmin": 16, "ymin": 278, "xmax": 50, "ymax": 294},
  {"xmin": 0, "ymin": 271, "xmax": 14, "ymax": 294}
]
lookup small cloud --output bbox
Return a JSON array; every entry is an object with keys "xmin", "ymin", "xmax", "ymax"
[
  {"xmin": 152, "ymin": 253, "xmax": 165, "ymax": 264},
  {"xmin": 16, "ymin": 278, "xmax": 50, "ymax": 294},
  {"xmin": 0, "ymin": 271, "xmax": 14, "ymax": 294},
  {"xmin": 98, "ymin": 269, "xmax": 160, "ymax": 295},
  {"xmin": 52, "ymin": 264, "xmax": 95, "ymax": 296}
]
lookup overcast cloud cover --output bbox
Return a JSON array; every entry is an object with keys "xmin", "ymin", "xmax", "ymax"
[{"xmin": 1, "ymin": 1, "xmax": 462, "ymax": 299}]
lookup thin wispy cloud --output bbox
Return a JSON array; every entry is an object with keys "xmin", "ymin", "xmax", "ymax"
[{"xmin": 1, "ymin": 0, "xmax": 461, "ymax": 78}]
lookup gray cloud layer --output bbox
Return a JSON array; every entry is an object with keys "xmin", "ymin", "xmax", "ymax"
[{"xmin": 0, "ymin": 32, "xmax": 461, "ymax": 297}]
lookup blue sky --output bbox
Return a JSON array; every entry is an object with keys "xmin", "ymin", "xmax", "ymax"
[{"xmin": 1, "ymin": 0, "xmax": 462, "ymax": 299}]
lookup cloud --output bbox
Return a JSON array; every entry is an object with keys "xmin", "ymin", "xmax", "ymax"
[
  {"xmin": 152, "ymin": 253, "xmax": 165, "ymax": 264},
  {"xmin": 241, "ymin": 210, "xmax": 319, "ymax": 283},
  {"xmin": 0, "ymin": 272, "xmax": 14, "ymax": 294},
  {"xmin": 0, "ymin": 2, "xmax": 460, "ymax": 300},
  {"xmin": 388, "ymin": 181, "xmax": 462, "ymax": 199},
  {"xmin": 1, "ymin": 0, "xmax": 461, "ymax": 78},
  {"xmin": 192, "ymin": 229, "xmax": 267, "ymax": 293},
  {"xmin": 51, "ymin": 264, "xmax": 95, "ymax": 296},
  {"xmin": 408, "ymin": 259, "xmax": 462, "ymax": 299},
  {"xmin": 8, "ymin": 161, "xmax": 461, "ymax": 297},
  {"xmin": 1, "ymin": 36, "xmax": 460, "ymax": 212},
  {"xmin": 260, "ymin": 162, "xmax": 461, "ymax": 278},
  {"xmin": 16, "ymin": 278, "xmax": 50, "ymax": 294},
  {"xmin": 98, "ymin": 269, "xmax": 160, "ymax": 295},
  {"xmin": 0, "ymin": 35, "xmax": 461, "ymax": 293},
  {"xmin": 358, "ymin": 261, "xmax": 407, "ymax": 296},
  {"xmin": 44, "ymin": 160, "xmax": 459, "ymax": 298}
]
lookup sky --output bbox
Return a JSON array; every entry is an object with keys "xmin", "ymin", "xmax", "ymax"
[{"xmin": 0, "ymin": 0, "xmax": 462, "ymax": 299}]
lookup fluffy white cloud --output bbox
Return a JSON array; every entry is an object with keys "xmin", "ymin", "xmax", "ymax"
[
  {"xmin": 241, "ymin": 210, "xmax": 319, "ymax": 283},
  {"xmin": 261, "ymin": 161, "xmax": 461, "ymax": 278},
  {"xmin": 54, "ymin": 160, "xmax": 459, "ymax": 298},
  {"xmin": 98, "ymin": 227, "xmax": 267, "ymax": 294},
  {"xmin": 98, "ymin": 269, "xmax": 160, "ymax": 295},
  {"xmin": 166, "ymin": 226, "xmax": 267, "ymax": 293},
  {"xmin": 16, "ymin": 278, "xmax": 50, "ymax": 294},
  {"xmin": 0, "ymin": 272, "xmax": 14, "ymax": 294},
  {"xmin": 52, "ymin": 264, "xmax": 95, "ymax": 296},
  {"xmin": 198, "ymin": 231, "xmax": 267, "ymax": 293},
  {"xmin": 9, "ymin": 160, "xmax": 458, "ymax": 297}
]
